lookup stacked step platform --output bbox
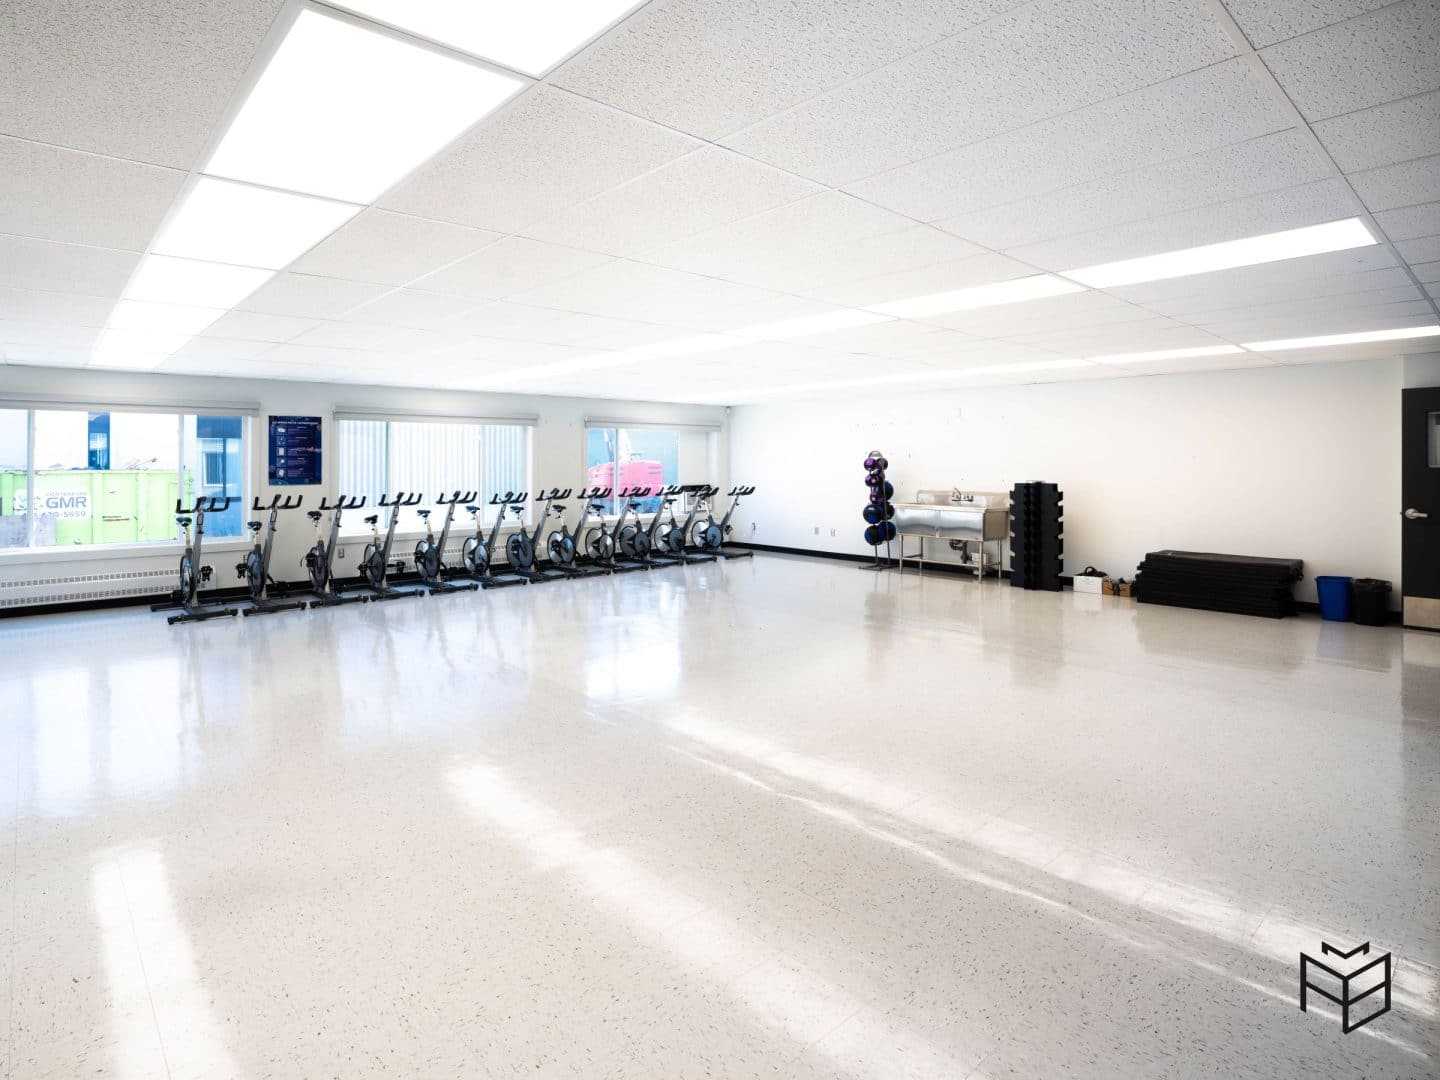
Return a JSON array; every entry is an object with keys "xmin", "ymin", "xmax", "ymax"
[
  {"xmin": 1135, "ymin": 550, "xmax": 1303, "ymax": 618},
  {"xmin": 1009, "ymin": 482, "xmax": 1063, "ymax": 591}
]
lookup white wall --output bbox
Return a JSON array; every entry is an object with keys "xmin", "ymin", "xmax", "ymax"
[
  {"xmin": 728, "ymin": 357, "xmax": 1404, "ymax": 605},
  {"xmin": 0, "ymin": 366, "xmax": 725, "ymax": 602}
]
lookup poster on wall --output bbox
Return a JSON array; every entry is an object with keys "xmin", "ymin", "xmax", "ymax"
[{"xmin": 268, "ymin": 416, "xmax": 322, "ymax": 486}]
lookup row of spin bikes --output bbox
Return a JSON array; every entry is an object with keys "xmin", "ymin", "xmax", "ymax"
[{"xmin": 153, "ymin": 484, "xmax": 755, "ymax": 624}]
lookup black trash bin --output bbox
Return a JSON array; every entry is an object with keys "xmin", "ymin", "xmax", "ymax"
[{"xmin": 1352, "ymin": 579, "xmax": 1392, "ymax": 626}]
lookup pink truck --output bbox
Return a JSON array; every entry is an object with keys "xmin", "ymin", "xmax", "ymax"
[{"xmin": 587, "ymin": 458, "xmax": 665, "ymax": 493}]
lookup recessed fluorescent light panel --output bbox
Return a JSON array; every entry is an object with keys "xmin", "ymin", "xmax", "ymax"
[
  {"xmin": 330, "ymin": 0, "xmax": 646, "ymax": 76},
  {"xmin": 1242, "ymin": 325, "xmax": 1440, "ymax": 352},
  {"xmin": 1063, "ymin": 218, "xmax": 1376, "ymax": 288},
  {"xmin": 1087, "ymin": 345, "xmax": 1243, "ymax": 364},
  {"xmin": 151, "ymin": 177, "xmax": 360, "ymax": 270},
  {"xmin": 89, "ymin": 329, "xmax": 194, "ymax": 370},
  {"xmin": 206, "ymin": 8, "xmax": 523, "ymax": 203},
  {"xmin": 124, "ymin": 255, "xmax": 272, "ymax": 309},
  {"xmin": 736, "ymin": 310, "xmax": 894, "ymax": 340},
  {"xmin": 105, "ymin": 300, "xmax": 225, "ymax": 338},
  {"xmin": 866, "ymin": 275, "xmax": 1084, "ymax": 319}
]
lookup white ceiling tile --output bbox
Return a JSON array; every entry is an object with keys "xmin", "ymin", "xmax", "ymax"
[
  {"xmin": 799, "ymin": 251, "xmax": 1037, "ymax": 307},
  {"xmin": 169, "ymin": 336, "xmax": 272, "ymax": 363},
  {"xmin": 0, "ymin": 343, "xmax": 96, "ymax": 368},
  {"xmin": 343, "ymin": 288, "xmax": 477, "ymax": 329},
  {"xmin": 683, "ymin": 295, "xmax": 866, "ymax": 335},
  {"xmin": 1259, "ymin": 0, "xmax": 1440, "ymax": 121},
  {"xmin": 1012, "ymin": 320, "xmax": 1231, "ymax": 356},
  {"xmin": 567, "ymin": 316, "xmax": 709, "ymax": 351},
  {"xmin": 1375, "ymin": 202, "xmax": 1440, "ymax": 243},
  {"xmin": 919, "ymin": 290, "xmax": 1154, "ymax": 335},
  {"xmin": 1349, "ymin": 155, "xmax": 1440, "ymax": 212},
  {"xmin": 1104, "ymin": 246, "xmax": 1401, "ymax": 305},
  {"xmin": 633, "ymin": 191, "xmax": 916, "ymax": 280},
  {"xmin": 514, "ymin": 260, "xmax": 778, "ymax": 325},
  {"xmin": 0, "ymin": 137, "xmax": 184, "ymax": 250},
  {"xmin": 554, "ymin": 0, "xmax": 1024, "ymax": 141},
  {"xmin": 234, "ymin": 273, "xmax": 390, "ymax": 320},
  {"xmin": 414, "ymin": 237, "xmax": 615, "ymax": 300},
  {"xmin": 845, "ymin": 58, "xmax": 1288, "ymax": 222},
  {"xmin": 0, "ymin": 235, "xmax": 140, "ymax": 297},
  {"xmin": 197, "ymin": 310, "xmax": 322, "ymax": 343},
  {"xmin": 522, "ymin": 147, "xmax": 822, "ymax": 256},
  {"xmin": 788, "ymin": 319, "xmax": 973, "ymax": 360},
  {"xmin": 1201, "ymin": 304, "xmax": 1438, "ymax": 341},
  {"xmin": 0, "ymin": 0, "xmax": 285, "ymax": 168},
  {"xmin": 288, "ymin": 209, "xmax": 502, "ymax": 287},
  {"xmin": 1096, "ymin": 352, "xmax": 1275, "ymax": 376},
  {"xmin": 1156, "ymin": 283, "xmax": 1425, "ymax": 325},
  {"xmin": 1397, "ymin": 235, "xmax": 1440, "ymax": 264},
  {"xmin": 1002, "ymin": 179, "xmax": 1360, "ymax": 270},
  {"xmin": 1313, "ymin": 89, "xmax": 1440, "ymax": 171},
  {"xmin": 438, "ymin": 302, "xmax": 642, "ymax": 347},
  {"xmin": 1223, "ymin": 0, "xmax": 1392, "ymax": 48},
  {"xmin": 0, "ymin": 286, "xmax": 116, "ymax": 325},
  {"xmin": 723, "ymin": 0, "xmax": 1238, "ymax": 187},
  {"xmin": 381, "ymin": 87, "xmax": 699, "ymax": 234},
  {"xmin": 0, "ymin": 322, "xmax": 101, "ymax": 349},
  {"xmin": 1413, "ymin": 261, "xmax": 1440, "ymax": 284},
  {"xmin": 292, "ymin": 321, "xmax": 451, "ymax": 353},
  {"xmin": 935, "ymin": 129, "xmax": 1329, "ymax": 250}
]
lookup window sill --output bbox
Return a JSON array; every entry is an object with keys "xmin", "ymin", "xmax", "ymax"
[{"xmin": 0, "ymin": 538, "xmax": 251, "ymax": 565}]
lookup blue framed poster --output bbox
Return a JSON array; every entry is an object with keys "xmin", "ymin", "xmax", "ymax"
[{"xmin": 268, "ymin": 416, "xmax": 322, "ymax": 486}]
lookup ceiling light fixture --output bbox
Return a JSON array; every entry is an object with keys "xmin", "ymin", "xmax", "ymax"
[
  {"xmin": 328, "ymin": 0, "xmax": 646, "ymax": 77},
  {"xmin": 123, "ymin": 255, "xmax": 273, "ymax": 310},
  {"xmin": 151, "ymin": 176, "xmax": 360, "ymax": 270},
  {"xmin": 206, "ymin": 8, "xmax": 524, "ymax": 203},
  {"xmin": 89, "ymin": 329, "xmax": 195, "ymax": 370},
  {"xmin": 1062, "ymin": 218, "xmax": 1376, "ymax": 288},
  {"xmin": 104, "ymin": 300, "xmax": 226, "ymax": 339},
  {"xmin": 1242, "ymin": 324, "xmax": 1440, "ymax": 351},
  {"xmin": 865, "ymin": 275, "xmax": 1085, "ymax": 319},
  {"xmin": 1086, "ymin": 345, "xmax": 1243, "ymax": 364}
]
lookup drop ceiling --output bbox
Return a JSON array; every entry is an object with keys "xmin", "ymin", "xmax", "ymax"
[{"xmin": 0, "ymin": 0, "xmax": 1437, "ymax": 403}]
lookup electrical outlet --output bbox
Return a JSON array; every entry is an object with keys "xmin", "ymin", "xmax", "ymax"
[
  {"xmin": 814, "ymin": 526, "xmax": 820, "ymax": 535},
  {"xmin": 829, "ymin": 528, "xmax": 836, "ymax": 537},
  {"xmin": 750, "ymin": 522, "xmax": 757, "ymax": 533},
  {"xmin": 337, "ymin": 547, "xmax": 345, "ymax": 559}
]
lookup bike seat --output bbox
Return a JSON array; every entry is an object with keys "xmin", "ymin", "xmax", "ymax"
[
  {"xmin": 306, "ymin": 510, "xmax": 322, "ymax": 521},
  {"xmin": 247, "ymin": 521, "xmax": 263, "ymax": 532},
  {"xmin": 364, "ymin": 514, "xmax": 379, "ymax": 526},
  {"xmin": 417, "ymin": 509, "xmax": 432, "ymax": 519},
  {"xmin": 552, "ymin": 504, "xmax": 567, "ymax": 514},
  {"xmin": 176, "ymin": 517, "xmax": 192, "ymax": 527},
  {"xmin": 465, "ymin": 505, "xmax": 479, "ymax": 514}
]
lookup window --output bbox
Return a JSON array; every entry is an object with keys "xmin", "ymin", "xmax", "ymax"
[
  {"xmin": 0, "ymin": 407, "xmax": 248, "ymax": 550},
  {"xmin": 337, "ymin": 417, "xmax": 531, "ymax": 532},
  {"xmin": 585, "ymin": 424, "xmax": 716, "ymax": 514}
]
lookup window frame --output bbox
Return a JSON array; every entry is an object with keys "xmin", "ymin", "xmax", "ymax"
[
  {"xmin": 0, "ymin": 402, "xmax": 253, "ymax": 558},
  {"xmin": 581, "ymin": 419, "xmax": 720, "ymax": 518},
  {"xmin": 334, "ymin": 411, "xmax": 535, "ymax": 535}
]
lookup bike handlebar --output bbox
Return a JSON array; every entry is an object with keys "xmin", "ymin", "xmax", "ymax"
[
  {"xmin": 174, "ymin": 496, "xmax": 234, "ymax": 514},
  {"xmin": 319, "ymin": 495, "xmax": 367, "ymax": 511},
  {"xmin": 437, "ymin": 490, "xmax": 478, "ymax": 504},
  {"xmin": 252, "ymin": 494, "xmax": 304, "ymax": 512},
  {"xmin": 379, "ymin": 492, "xmax": 425, "ymax": 507}
]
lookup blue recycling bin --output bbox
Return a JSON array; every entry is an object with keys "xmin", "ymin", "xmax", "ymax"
[{"xmin": 1315, "ymin": 575, "xmax": 1354, "ymax": 621}]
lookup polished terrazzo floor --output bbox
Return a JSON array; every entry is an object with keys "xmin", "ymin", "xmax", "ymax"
[{"xmin": 2, "ymin": 554, "xmax": 1437, "ymax": 1079}]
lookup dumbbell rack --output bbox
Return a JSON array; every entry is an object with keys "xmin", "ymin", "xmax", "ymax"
[{"xmin": 1009, "ymin": 482, "xmax": 1063, "ymax": 591}]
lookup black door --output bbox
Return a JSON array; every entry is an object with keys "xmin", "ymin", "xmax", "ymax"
[{"xmin": 1402, "ymin": 387, "xmax": 1440, "ymax": 630}]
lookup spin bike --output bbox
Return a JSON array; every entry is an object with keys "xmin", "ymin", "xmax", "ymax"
[
  {"xmin": 304, "ymin": 496, "xmax": 370, "ymax": 607},
  {"xmin": 414, "ymin": 491, "xmax": 479, "ymax": 594},
  {"xmin": 236, "ymin": 495, "xmax": 308, "ymax": 615},
  {"xmin": 634, "ymin": 485, "xmax": 687, "ymax": 567},
  {"xmin": 654, "ymin": 485, "xmax": 716, "ymax": 564},
  {"xmin": 459, "ymin": 493, "xmax": 529, "ymax": 589},
  {"xmin": 573, "ymin": 486, "xmax": 634, "ymax": 574},
  {"xmin": 505, "ymin": 489, "xmax": 567, "ymax": 582},
  {"xmin": 612, "ymin": 486, "xmax": 655, "ymax": 569},
  {"xmin": 357, "ymin": 492, "xmax": 425, "ymax": 600},
  {"xmin": 690, "ymin": 485, "xmax": 755, "ymax": 559},
  {"xmin": 540, "ymin": 488, "xmax": 608, "ymax": 578},
  {"xmin": 152, "ymin": 497, "xmax": 238, "ymax": 624}
]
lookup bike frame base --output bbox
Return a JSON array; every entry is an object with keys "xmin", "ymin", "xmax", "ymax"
[{"xmin": 241, "ymin": 595, "xmax": 308, "ymax": 616}]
